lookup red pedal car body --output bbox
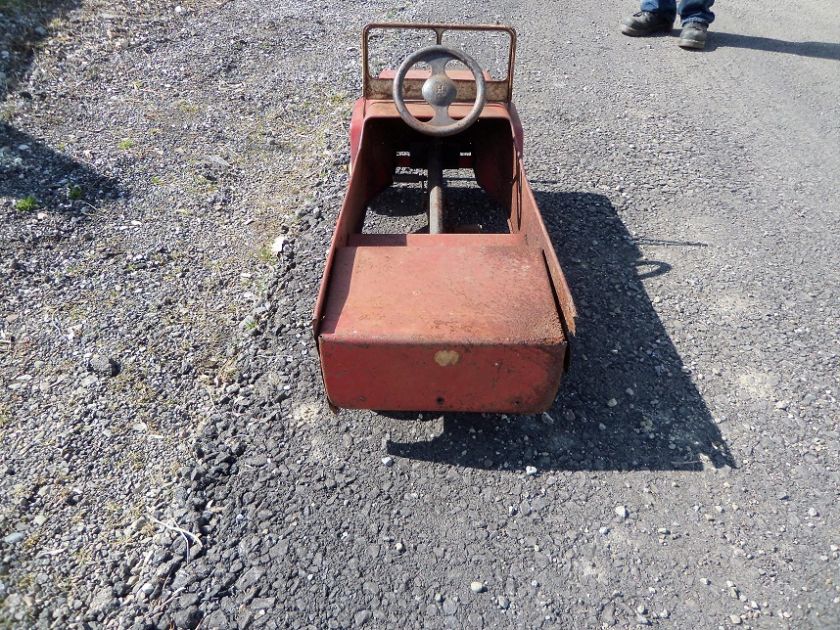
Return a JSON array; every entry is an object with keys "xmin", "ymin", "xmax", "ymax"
[{"xmin": 313, "ymin": 23, "xmax": 576, "ymax": 413}]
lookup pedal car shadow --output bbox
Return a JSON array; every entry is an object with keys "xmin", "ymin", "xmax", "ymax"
[
  {"xmin": 2, "ymin": 1, "xmax": 120, "ymax": 213},
  {"xmin": 386, "ymin": 191, "xmax": 735, "ymax": 472},
  {"xmin": 1, "ymin": 124, "xmax": 120, "ymax": 211}
]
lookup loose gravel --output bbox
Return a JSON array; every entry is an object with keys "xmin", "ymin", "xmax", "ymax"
[{"xmin": 1, "ymin": 0, "xmax": 838, "ymax": 629}]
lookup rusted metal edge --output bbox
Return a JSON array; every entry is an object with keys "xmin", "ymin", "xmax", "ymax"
[
  {"xmin": 367, "ymin": 77, "xmax": 509, "ymax": 102},
  {"xmin": 520, "ymin": 171, "xmax": 578, "ymax": 336},
  {"xmin": 362, "ymin": 22, "xmax": 516, "ymax": 102}
]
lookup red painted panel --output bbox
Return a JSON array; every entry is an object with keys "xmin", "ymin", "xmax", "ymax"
[
  {"xmin": 318, "ymin": 244, "xmax": 566, "ymax": 412},
  {"xmin": 320, "ymin": 340, "xmax": 565, "ymax": 413}
]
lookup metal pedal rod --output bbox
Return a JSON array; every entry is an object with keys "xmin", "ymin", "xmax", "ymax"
[{"xmin": 427, "ymin": 142, "xmax": 445, "ymax": 234}]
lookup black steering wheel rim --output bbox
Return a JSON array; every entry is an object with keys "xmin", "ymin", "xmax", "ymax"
[{"xmin": 392, "ymin": 45, "xmax": 487, "ymax": 138}]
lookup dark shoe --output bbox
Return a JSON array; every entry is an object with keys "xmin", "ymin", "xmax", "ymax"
[
  {"xmin": 679, "ymin": 21, "xmax": 708, "ymax": 49},
  {"xmin": 620, "ymin": 11, "xmax": 675, "ymax": 36}
]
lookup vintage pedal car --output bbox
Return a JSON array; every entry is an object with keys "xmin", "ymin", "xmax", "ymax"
[{"xmin": 312, "ymin": 23, "xmax": 576, "ymax": 413}]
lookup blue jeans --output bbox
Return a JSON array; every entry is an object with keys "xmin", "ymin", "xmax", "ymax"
[{"xmin": 641, "ymin": 0, "xmax": 715, "ymax": 24}]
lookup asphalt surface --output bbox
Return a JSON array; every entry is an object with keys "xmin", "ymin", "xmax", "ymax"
[{"xmin": 1, "ymin": 0, "xmax": 838, "ymax": 628}]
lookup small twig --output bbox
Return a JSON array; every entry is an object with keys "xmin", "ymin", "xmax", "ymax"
[
  {"xmin": 182, "ymin": 530, "xmax": 192, "ymax": 564},
  {"xmin": 146, "ymin": 514, "xmax": 203, "ymax": 550},
  {"xmin": 78, "ymin": 200, "xmax": 100, "ymax": 214},
  {"xmin": 154, "ymin": 586, "xmax": 185, "ymax": 612}
]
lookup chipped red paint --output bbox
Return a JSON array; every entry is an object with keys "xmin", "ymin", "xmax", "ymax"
[
  {"xmin": 318, "ymin": 238, "xmax": 567, "ymax": 412},
  {"xmin": 312, "ymin": 24, "xmax": 575, "ymax": 413}
]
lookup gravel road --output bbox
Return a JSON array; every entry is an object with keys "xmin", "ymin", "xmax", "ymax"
[{"xmin": 1, "ymin": 0, "xmax": 838, "ymax": 628}]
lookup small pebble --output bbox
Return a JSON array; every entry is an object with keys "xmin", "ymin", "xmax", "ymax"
[
  {"xmin": 3, "ymin": 532, "xmax": 25, "ymax": 545},
  {"xmin": 497, "ymin": 595, "xmax": 510, "ymax": 610},
  {"xmin": 354, "ymin": 610, "xmax": 371, "ymax": 626},
  {"xmin": 525, "ymin": 465, "xmax": 538, "ymax": 476},
  {"xmin": 270, "ymin": 235, "xmax": 286, "ymax": 257},
  {"xmin": 614, "ymin": 505, "xmax": 629, "ymax": 519},
  {"xmin": 382, "ymin": 456, "xmax": 394, "ymax": 467},
  {"xmin": 88, "ymin": 354, "xmax": 120, "ymax": 377},
  {"xmin": 470, "ymin": 581, "xmax": 487, "ymax": 594}
]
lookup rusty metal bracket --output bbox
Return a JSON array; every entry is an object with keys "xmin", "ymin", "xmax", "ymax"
[{"xmin": 362, "ymin": 22, "xmax": 517, "ymax": 102}]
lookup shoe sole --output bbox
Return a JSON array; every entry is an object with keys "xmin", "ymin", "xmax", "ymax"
[
  {"xmin": 621, "ymin": 24, "xmax": 673, "ymax": 37},
  {"xmin": 678, "ymin": 37, "xmax": 706, "ymax": 49}
]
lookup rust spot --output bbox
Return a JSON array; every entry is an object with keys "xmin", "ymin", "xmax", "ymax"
[{"xmin": 434, "ymin": 350, "xmax": 460, "ymax": 367}]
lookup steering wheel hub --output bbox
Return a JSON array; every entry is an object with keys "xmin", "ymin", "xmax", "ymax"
[{"xmin": 422, "ymin": 74, "xmax": 457, "ymax": 108}]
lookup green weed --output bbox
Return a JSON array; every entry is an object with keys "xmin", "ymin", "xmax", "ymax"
[
  {"xmin": 176, "ymin": 99, "xmax": 201, "ymax": 115},
  {"xmin": 257, "ymin": 243, "xmax": 276, "ymax": 264},
  {"xmin": 15, "ymin": 195, "xmax": 38, "ymax": 212}
]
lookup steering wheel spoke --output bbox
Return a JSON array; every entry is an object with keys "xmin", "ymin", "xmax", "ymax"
[
  {"xmin": 393, "ymin": 45, "xmax": 486, "ymax": 138},
  {"xmin": 430, "ymin": 105, "xmax": 455, "ymax": 127},
  {"xmin": 428, "ymin": 56, "xmax": 449, "ymax": 77}
]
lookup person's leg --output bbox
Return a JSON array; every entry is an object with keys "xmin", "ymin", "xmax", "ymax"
[
  {"xmin": 678, "ymin": 0, "xmax": 714, "ymax": 24},
  {"xmin": 641, "ymin": 0, "xmax": 677, "ymax": 21},
  {"xmin": 677, "ymin": 0, "xmax": 714, "ymax": 48},
  {"xmin": 621, "ymin": 0, "xmax": 677, "ymax": 36}
]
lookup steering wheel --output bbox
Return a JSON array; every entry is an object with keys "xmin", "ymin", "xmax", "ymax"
[{"xmin": 393, "ymin": 45, "xmax": 487, "ymax": 138}]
